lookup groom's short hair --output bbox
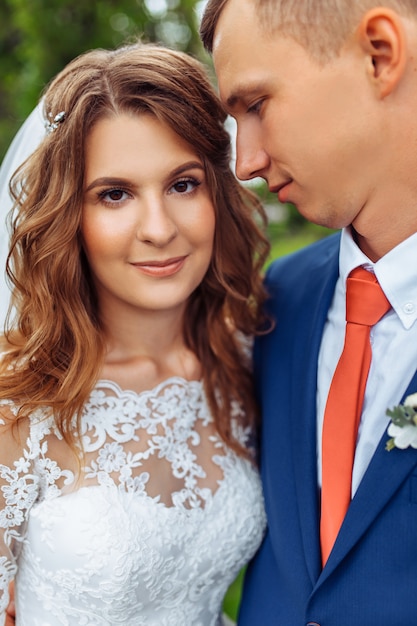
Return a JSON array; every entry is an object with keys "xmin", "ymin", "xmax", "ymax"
[{"xmin": 200, "ymin": 0, "xmax": 416, "ymax": 62}]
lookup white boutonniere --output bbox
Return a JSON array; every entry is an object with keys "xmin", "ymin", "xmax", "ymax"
[{"xmin": 386, "ymin": 393, "xmax": 417, "ymax": 451}]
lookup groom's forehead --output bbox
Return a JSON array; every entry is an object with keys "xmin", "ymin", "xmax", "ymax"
[{"xmin": 211, "ymin": 1, "xmax": 289, "ymax": 112}]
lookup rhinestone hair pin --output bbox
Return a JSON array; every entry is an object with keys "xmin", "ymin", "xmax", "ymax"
[{"xmin": 45, "ymin": 111, "xmax": 66, "ymax": 134}]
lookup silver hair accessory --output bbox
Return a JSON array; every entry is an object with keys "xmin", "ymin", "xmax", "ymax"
[{"xmin": 45, "ymin": 111, "xmax": 66, "ymax": 134}]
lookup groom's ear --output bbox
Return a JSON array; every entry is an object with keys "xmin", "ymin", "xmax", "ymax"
[{"xmin": 356, "ymin": 8, "xmax": 407, "ymax": 98}]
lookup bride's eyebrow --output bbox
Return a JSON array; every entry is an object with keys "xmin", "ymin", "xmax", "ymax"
[
  {"xmin": 168, "ymin": 161, "xmax": 205, "ymax": 177},
  {"xmin": 84, "ymin": 162, "xmax": 205, "ymax": 193},
  {"xmin": 84, "ymin": 177, "xmax": 133, "ymax": 192}
]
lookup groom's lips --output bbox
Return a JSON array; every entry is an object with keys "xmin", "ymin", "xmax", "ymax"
[{"xmin": 270, "ymin": 179, "xmax": 293, "ymax": 204}]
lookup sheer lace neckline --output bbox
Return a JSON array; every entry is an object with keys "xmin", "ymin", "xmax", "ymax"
[
  {"xmin": 12, "ymin": 374, "xmax": 246, "ymax": 513},
  {"xmin": 94, "ymin": 375, "xmax": 203, "ymax": 400}
]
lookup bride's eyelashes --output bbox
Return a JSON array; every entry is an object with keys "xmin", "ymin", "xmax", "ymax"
[{"xmin": 95, "ymin": 175, "xmax": 203, "ymax": 208}]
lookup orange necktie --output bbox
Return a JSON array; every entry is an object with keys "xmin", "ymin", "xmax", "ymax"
[{"xmin": 320, "ymin": 267, "xmax": 391, "ymax": 565}]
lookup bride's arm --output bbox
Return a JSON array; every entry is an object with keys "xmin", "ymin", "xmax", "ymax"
[
  {"xmin": 5, "ymin": 583, "xmax": 14, "ymax": 626},
  {"xmin": 0, "ymin": 103, "xmax": 46, "ymax": 329}
]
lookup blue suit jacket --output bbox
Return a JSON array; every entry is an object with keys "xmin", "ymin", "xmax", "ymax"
[{"xmin": 239, "ymin": 233, "xmax": 417, "ymax": 625}]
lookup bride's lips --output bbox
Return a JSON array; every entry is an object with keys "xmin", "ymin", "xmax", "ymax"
[{"xmin": 131, "ymin": 255, "xmax": 187, "ymax": 277}]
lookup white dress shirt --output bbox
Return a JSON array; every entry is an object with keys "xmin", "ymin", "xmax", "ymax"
[{"xmin": 317, "ymin": 227, "xmax": 417, "ymax": 495}]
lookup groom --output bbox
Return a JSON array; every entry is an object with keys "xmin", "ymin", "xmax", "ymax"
[{"xmin": 201, "ymin": 0, "xmax": 417, "ymax": 623}]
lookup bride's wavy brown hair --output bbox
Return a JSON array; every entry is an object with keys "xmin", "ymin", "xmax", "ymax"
[{"xmin": 0, "ymin": 42, "xmax": 270, "ymax": 458}]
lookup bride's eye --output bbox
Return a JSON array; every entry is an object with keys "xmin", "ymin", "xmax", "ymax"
[
  {"xmin": 98, "ymin": 188, "xmax": 130, "ymax": 206},
  {"xmin": 170, "ymin": 177, "xmax": 201, "ymax": 195}
]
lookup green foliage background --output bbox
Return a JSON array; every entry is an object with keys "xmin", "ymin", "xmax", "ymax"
[{"xmin": 0, "ymin": 0, "xmax": 211, "ymax": 161}]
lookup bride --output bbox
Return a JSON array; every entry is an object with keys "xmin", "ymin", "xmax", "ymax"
[{"xmin": 0, "ymin": 42, "xmax": 270, "ymax": 625}]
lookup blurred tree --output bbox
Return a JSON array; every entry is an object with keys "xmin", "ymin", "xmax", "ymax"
[{"xmin": 0, "ymin": 0, "xmax": 209, "ymax": 159}]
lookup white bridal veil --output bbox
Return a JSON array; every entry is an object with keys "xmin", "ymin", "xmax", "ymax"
[{"xmin": 0, "ymin": 103, "xmax": 45, "ymax": 327}]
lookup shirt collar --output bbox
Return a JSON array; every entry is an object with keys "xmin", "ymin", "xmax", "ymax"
[{"xmin": 339, "ymin": 227, "xmax": 417, "ymax": 329}]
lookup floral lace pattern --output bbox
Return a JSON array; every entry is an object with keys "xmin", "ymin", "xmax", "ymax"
[{"xmin": 0, "ymin": 378, "xmax": 266, "ymax": 625}]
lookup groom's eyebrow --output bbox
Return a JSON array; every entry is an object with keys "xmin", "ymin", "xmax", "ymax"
[{"xmin": 225, "ymin": 82, "xmax": 268, "ymax": 112}]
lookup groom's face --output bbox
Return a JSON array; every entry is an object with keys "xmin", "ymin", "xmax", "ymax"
[{"xmin": 211, "ymin": 0, "xmax": 384, "ymax": 233}]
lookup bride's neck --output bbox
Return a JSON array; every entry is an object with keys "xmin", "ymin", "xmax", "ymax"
[{"xmin": 98, "ymin": 306, "xmax": 201, "ymax": 393}]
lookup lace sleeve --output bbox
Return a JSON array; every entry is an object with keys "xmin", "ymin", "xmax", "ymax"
[{"xmin": 0, "ymin": 402, "xmax": 39, "ymax": 621}]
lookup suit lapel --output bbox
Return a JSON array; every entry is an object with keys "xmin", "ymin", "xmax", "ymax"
[
  {"xmin": 318, "ymin": 369, "xmax": 417, "ymax": 583},
  {"xmin": 289, "ymin": 238, "xmax": 340, "ymax": 584}
]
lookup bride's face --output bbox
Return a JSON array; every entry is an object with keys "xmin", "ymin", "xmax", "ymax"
[{"xmin": 81, "ymin": 113, "xmax": 216, "ymax": 320}]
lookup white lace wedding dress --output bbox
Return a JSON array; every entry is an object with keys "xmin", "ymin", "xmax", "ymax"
[{"xmin": 0, "ymin": 377, "xmax": 266, "ymax": 625}]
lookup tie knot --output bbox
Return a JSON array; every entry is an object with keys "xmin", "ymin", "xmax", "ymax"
[{"xmin": 346, "ymin": 267, "xmax": 390, "ymax": 326}]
